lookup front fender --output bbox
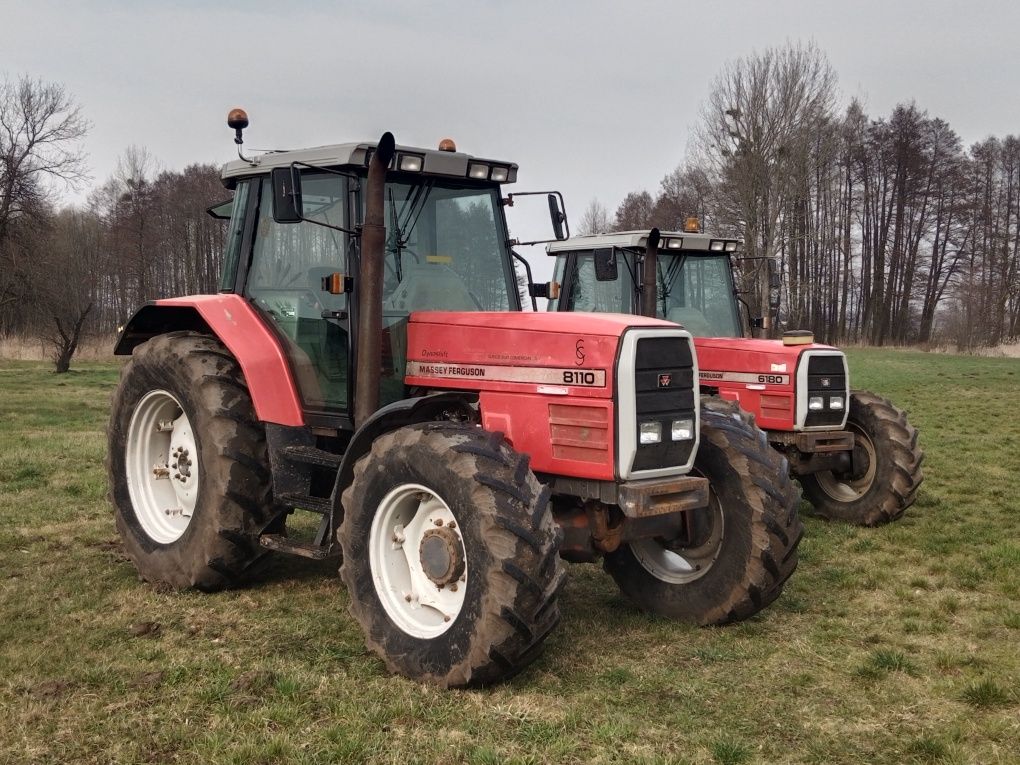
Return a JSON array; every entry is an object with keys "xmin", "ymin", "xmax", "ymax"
[{"xmin": 333, "ymin": 391, "xmax": 478, "ymax": 510}]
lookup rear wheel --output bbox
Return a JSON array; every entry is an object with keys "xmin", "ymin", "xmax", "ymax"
[
  {"xmin": 107, "ymin": 332, "xmax": 282, "ymax": 590},
  {"xmin": 798, "ymin": 391, "xmax": 924, "ymax": 526},
  {"xmin": 604, "ymin": 397, "xmax": 802, "ymax": 625},
  {"xmin": 340, "ymin": 423, "xmax": 565, "ymax": 687}
]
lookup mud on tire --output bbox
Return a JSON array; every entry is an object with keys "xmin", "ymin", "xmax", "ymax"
[
  {"xmin": 107, "ymin": 331, "xmax": 282, "ymax": 590},
  {"xmin": 604, "ymin": 396, "xmax": 803, "ymax": 625},
  {"xmin": 798, "ymin": 390, "xmax": 924, "ymax": 526},
  {"xmin": 339, "ymin": 423, "xmax": 565, "ymax": 688}
]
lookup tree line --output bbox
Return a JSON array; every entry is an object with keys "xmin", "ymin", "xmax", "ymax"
[
  {"xmin": 5, "ymin": 47, "xmax": 1019, "ymax": 372},
  {"xmin": 580, "ymin": 43, "xmax": 1019, "ymax": 350}
]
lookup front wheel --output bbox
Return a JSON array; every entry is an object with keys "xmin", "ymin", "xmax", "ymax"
[
  {"xmin": 339, "ymin": 423, "xmax": 565, "ymax": 687},
  {"xmin": 604, "ymin": 397, "xmax": 803, "ymax": 625},
  {"xmin": 798, "ymin": 391, "xmax": 924, "ymax": 526}
]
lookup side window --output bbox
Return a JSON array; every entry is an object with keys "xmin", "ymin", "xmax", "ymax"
[
  {"xmin": 565, "ymin": 252, "xmax": 634, "ymax": 314},
  {"xmin": 246, "ymin": 174, "xmax": 351, "ymax": 413},
  {"xmin": 218, "ymin": 180, "xmax": 250, "ymax": 292},
  {"xmin": 547, "ymin": 255, "xmax": 568, "ymax": 310}
]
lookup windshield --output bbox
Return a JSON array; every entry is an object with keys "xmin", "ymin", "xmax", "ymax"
[
  {"xmin": 656, "ymin": 254, "xmax": 742, "ymax": 337},
  {"xmin": 560, "ymin": 251, "xmax": 742, "ymax": 337},
  {"xmin": 379, "ymin": 180, "xmax": 515, "ymax": 313}
]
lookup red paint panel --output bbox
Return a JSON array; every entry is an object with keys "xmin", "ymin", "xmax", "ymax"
[
  {"xmin": 479, "ymin": 391, "xmax": 615, "ymax": 480},
  {"xmin": 405, "ymin": 313, "xmax": 620, "ymax": 400},
  {"xmin": 693, "ymin": 337, "xmax": 835, "ymax": 432},
  {"xmin": 156, "ymin": 295, "xmax": 304, "ymax": 426}
]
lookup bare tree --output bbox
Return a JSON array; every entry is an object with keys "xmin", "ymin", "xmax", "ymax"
[
  {"xmin": 25, "ymin": 208, "xmax": 105, "ymax": 371},
  {"xmin": 696, "ymin": 42, "xmax": 837, "ymax": 264},
  {"xmin": 613, "ymin": 190, "xmax": 655, "ymax": 231},
  {"xmin": 0, "ymin": 76, "xmax": 89, "ymax": 334},
  {"xmin": 577, "ymin": 197, "xmax": 612, "ymax": 236}
]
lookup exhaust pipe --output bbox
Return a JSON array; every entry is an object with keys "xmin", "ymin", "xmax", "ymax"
[
  {"xmin": 354, "ymin": 132, "xmax": 396, "ymax": 427},
  {"xmin": 640, "ymin": 227, "xmax": 661, "ymax": 318}
]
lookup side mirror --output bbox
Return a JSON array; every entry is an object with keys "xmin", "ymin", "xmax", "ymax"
[
  {"xmin": 271, "ymin": 166, "xmax": 302, "ymax": 224},
  {"xmin": 548, "ymin": 194, "xmax": 568, "ymax": 241},
  {"xmin": 594, "ymin": 247, "xmax": 618, "ymax": 281}
]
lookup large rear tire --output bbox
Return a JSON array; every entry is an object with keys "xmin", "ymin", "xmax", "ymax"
[
  {"xmin": 604, "ymin": 397, "xmax": 803, "ymax": 625},
  {"xmin": 798, "ymin": 390, "xmax": 924, "ymax": 526},
  {"xmin": 339, "ymin": 423, "xmax": 565, "ymax": 687},
  {"xmin": 107, "ymin": 332, "xmax": 282, "ymax": 590}
]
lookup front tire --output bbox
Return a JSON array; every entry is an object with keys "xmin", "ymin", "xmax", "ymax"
[
  {"xmin": 798, "ymin": 391, "xmax": 924, "ymax": 526},
  {"xmin": 107, "ymin": 332, "xmax": 281, "ymax": 590},
  {"xmin": 339, "ymin": 423, "xmax": 565, "ymax": 687},
  {"xmin": 604, "ymin": 397, "xmax": 803, "ymax": 625}
]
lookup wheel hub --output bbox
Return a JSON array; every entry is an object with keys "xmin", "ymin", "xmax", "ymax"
[
  {"xmin": 125, "ymin": 389, "xmax": 199, "ymax": 544},
  {"xmin": 369, "ymin": 483, "xmax": 468, "ymax": 639},
  {"xmin": 419, "ymin": 527, "xmax": 466, "ymax": 586}
]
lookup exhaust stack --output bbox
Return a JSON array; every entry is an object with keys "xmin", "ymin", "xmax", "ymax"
[
  {"xmin": 354, "ymin": 132, "xmax": 396, "ymax": 427},
  {"xmin": 640, "ymin": 228, "xmax": 661, "ymax": 318}
]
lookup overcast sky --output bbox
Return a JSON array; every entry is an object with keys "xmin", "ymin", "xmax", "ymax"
[{"xmin": 3, "ymin": 0, "xmax": 1019, "ymax": 279}]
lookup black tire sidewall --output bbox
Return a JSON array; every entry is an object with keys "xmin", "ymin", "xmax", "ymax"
[
  {"xmin": 341, "ymin": 437, "xmax": 498, "ymax": 679},
  {"xmin": 109, "ymin": 337, "xmax": 245, "ymax": 587},
  {"xmin": 798, "ymin": 391, "xmax": 910, "ymax": 523},
  {"xmin": 605, "ymin": 414, "xmax": 757, "ymax": 622}
]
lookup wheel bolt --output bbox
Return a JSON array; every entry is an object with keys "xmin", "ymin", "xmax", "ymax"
[
  {"xmin": 444, "ymin": 615, "xmax": 451, "ymax": 622},
  {"xmin": 448, "ymin": 521, "xmax": 456, "ymax": 529},
  {"xmin": 434, "ymin": 518, "xmax": 444, "ymax": 526},
  {"xmin": 449, "ymin": 583, "xmax": 458, "ymax": 592},
  {"xmin": 404, "ymin": 593, "xmax": 412, "ymax": 602}
]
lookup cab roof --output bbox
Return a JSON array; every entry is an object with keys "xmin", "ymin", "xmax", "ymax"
[
  {"xmin": 220, "ymin": 141, "xmax": 519, "ymax": 190},
  {"xmin": 545, "ymin": 230, "xmax": 741, "ymax": 254}
]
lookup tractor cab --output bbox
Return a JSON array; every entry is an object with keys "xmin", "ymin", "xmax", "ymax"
[
  {"xmin": 547, "ymin": 229, "xmax": 744, "ymax": 337},
  {"xmin": 213, "ymin": 140, "xmax": 539, "ymax": 421}
]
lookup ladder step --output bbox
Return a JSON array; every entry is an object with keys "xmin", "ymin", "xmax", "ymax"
[
  {"xmin": 259, "ymin": 533, "xmax": 336, "ymax": 560},
  {"xmin": 277, "ymin": 492, "xmax": 332, "ymax": 514},
  {"xmin": 282, "ymin": 445, "xmax": 342, "ymax": 469}
]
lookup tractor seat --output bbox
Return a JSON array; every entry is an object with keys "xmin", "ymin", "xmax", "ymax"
[
  {"xmin": 384, "ymin": 263, "xmax": 478, "ymax": 312},
  {"xmin": 666, "ymin": 306, "xmax": 713, "ymax": 336}
]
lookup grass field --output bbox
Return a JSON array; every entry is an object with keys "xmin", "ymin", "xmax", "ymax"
[{"xmin": 1, "ymin": 349, "xmax": 1019, "ymax": 764}]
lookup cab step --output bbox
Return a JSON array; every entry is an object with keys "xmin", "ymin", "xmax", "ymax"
[
  {"xmin": 281, "ymin": 445, "xmax": 342, "ymax": 469},
  {"xmin": 276, "ymin": 492, "xmax": 332, "ymax": 514},
  {"xmin": 258, "ymin": 533, "xmax": 336, "ymax": 560}
]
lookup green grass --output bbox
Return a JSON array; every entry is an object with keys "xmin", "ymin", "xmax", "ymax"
[{"xmin": 1, "ymin": 348, "xmax": 1019, "ymax": 764}]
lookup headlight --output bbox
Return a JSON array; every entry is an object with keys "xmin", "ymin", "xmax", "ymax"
[
  {"xmin": 489, "ymin": 166, "xmax": 509, "ymax": 182},
  {"xmin": 671, "ymin": 418, "xmax": 694, "ymax": 441},
  {"xmin": 639, "ymin": 421, "xmax": 662, "ymax": 444},
  {"xmin": 468, "ymin": 163, "xmax": 489, "ymax": 179},
  {"xmin": 829, "ymin": 396, "xmax": 844, "ymax": 410},
  {"xmin": 808, "ymin": 396, "xmax": 824, "ymax": 411}
]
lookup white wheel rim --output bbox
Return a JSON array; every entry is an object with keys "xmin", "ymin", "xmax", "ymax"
[
  {"xmin": 125, "ymin": 390, "xmax": 199, "ymax": 544},
  {"xmin": 369, "ymin": 483, "xmax": 467, "ymax": 639},
  {"xmin": 815, "ymin": 425, "xmax": 878, "ymax": 502},
  {"xmin": 630, "ymin": 496, "xmax": 724, "ymax": 584}
]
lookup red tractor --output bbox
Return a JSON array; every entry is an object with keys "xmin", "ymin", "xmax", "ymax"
[
  {"xmin": 107, "ymin": 114, "xmax": 800, "ymax": 687},
  {"xmin": 545, "ymin": 226, "xmax": 924, "ymax": 526}
]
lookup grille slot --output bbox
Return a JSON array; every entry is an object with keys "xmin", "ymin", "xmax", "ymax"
[
  {"xmin": 804, "ymin": 354, "xmax": 847, "ymax": 427},
  {"xmin": 631, "ymin": 336, "xmax": 697, "ymax": 471}
]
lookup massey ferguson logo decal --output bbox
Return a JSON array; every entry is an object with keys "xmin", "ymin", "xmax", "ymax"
[
  {"xmin": 821, "ymin": 377, "xmax": 831, "ymax": 387},
  {"xmin": 658, "ymin": 373, "xmax": 672, "ymax": 388},
  {"xmin": 575, "ymin": 339, "xmax": 586, "ymax": 366}
]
